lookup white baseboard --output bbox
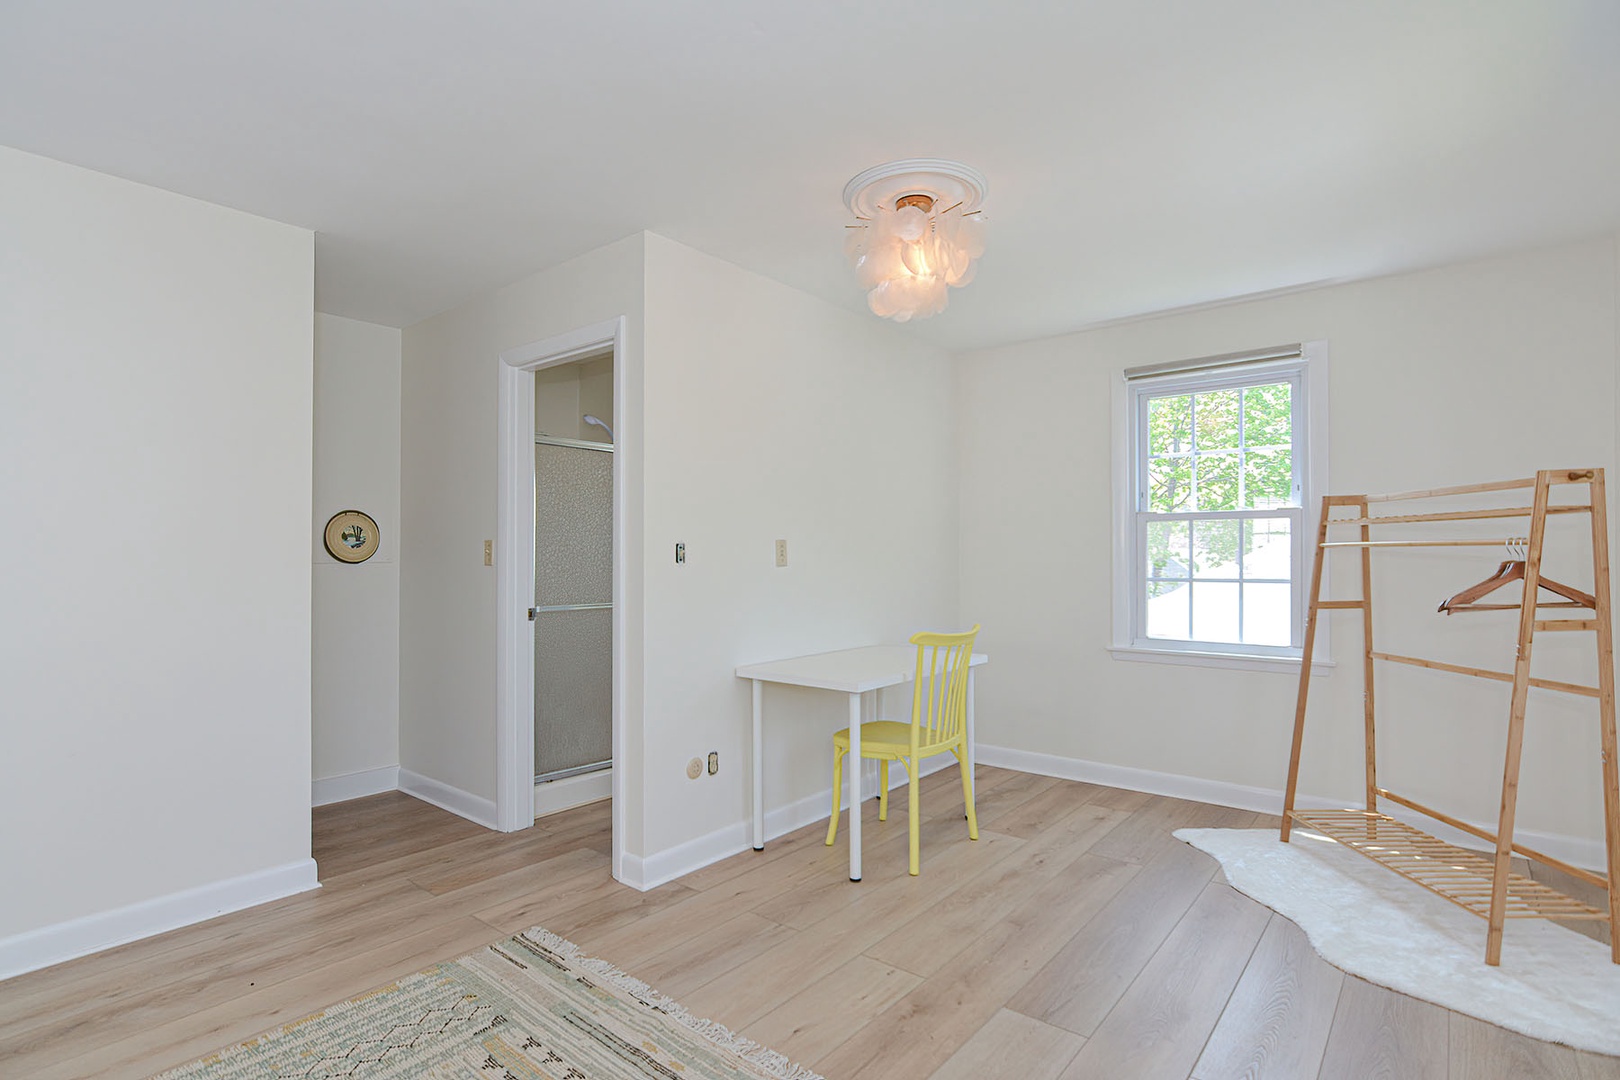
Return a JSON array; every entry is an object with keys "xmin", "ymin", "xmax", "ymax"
[
  {"xmin": 312, "ymin": 765, "xmax": 400, "ymax": 807},
  {"xmin": 617, "ymin": 754, "xmax": 955, "ymax": 891},
  {"xmin": 0, "ymin": 858, "xmax": 319, "ymax": 981},
  {"xmin": 534, "ymin": 768, "xmax": 612, "ymax": 819},
  {"xmin": 620, "ymin": 821, "xmax": 752, "ymax": 891},
  {"xmin": 398, "ymin": 768, "xmax": 498, "ymax": 830},
  {"xmin": 975, "ymin": 744, "xmax": 1608, "ymax": 873}
]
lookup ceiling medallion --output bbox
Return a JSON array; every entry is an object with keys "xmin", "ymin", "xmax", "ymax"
[{"xmin": 843, "ymin": 158, "xmax": 987, "ymax": 322}]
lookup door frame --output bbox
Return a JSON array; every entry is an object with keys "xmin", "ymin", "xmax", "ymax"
[{"xmin": 495, "ymin": 317, "xmax": 627, "ymax": 883}]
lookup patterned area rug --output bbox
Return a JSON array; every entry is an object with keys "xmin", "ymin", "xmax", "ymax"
[
  {"xmin": 151, "ymin": 927, "xmax": 823, "ymax": 1079},
  {"xmin": 1177, "ymin": 827, "xmax": 1620, "ymax": 1056}
]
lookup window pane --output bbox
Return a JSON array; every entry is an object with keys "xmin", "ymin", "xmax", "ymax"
[
  {"xmin": 1196, "ymin": 453, "xmax": 1240, "ymax": 510},
  {"xmin": 1192, "ymin": 582, "xmax": 1241, "ymax": 643},
  {"xmin": 1148, "ymin": 394, "xmax": 1193, "ymax": 456},
  {"xmin": 1146, "ymin": 580, "xmax": 1191, "ymax": 639},
  {"xmin": 1194, "ymin": 389, "xmax": 1240, "ymax": 450},
  {"xmin": 1146, "ymin": 520, "xmax": 1190, "ymax": 579},
  {"xmin": 1244, "ymin": 518, "xmax": 1292, "ymax": 580},
  {"xmin": 1192, "ymin": 518, "xmax": 1240, "ymax": 578},
  {"xmin": 1242, "ymin": 382, "xmax": 1292, "ymax": 446},
  {"xmin": 1148, "ymin": 457, "xmax": 1194, "ymax": 512},
  {"xmin": 1242, "ymin": 583, "xmax": 1292, "ymax": 645},
  {"xmin": 1243, "ymin": 448, "xmax": 1293, "ymax": 508}
]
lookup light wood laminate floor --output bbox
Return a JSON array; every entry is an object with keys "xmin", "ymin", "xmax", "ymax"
[{"xmin": 2, "ymin": 767, "xmax": 1615, "ymax": 1079}]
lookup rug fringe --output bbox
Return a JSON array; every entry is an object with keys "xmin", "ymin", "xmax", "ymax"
[{"xmin": 518, "ymin": 928, "xmax": 826, "ymax": 1080}]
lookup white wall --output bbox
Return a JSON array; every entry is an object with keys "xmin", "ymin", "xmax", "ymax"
[
  {"xmin": 398, "ymin": 230, "xmax": 960, "ymax": 876},
  {"xmin": 313, "ymin": 313, "xmax": 402, "ymax": 803},
  {"xmin": 640, "ymin": 233, "xmax": 959, "ymax": 858},
  {"xmin": 957, "ymin": 236, "xmax": 1619, "ymax": 857},
  {"xmin": 0, "ymin": 146, "xmax": 315, "ymax": 972},
  {"xmin": 400, "ymin": 234, "xmax": 646, "ymax": 839}
]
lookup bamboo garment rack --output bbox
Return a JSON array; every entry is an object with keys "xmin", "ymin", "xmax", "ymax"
[{"xmin": 1280, "ymin": 468, "xmax": 1619, "ymax": 966}]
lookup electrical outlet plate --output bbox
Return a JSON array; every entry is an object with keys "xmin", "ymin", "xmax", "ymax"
[
  {"xmin": 775, "ymin": 539, "xmax": 788, "ymax": 567},
  {"xmin": 707, "ymin": 751, "xmax": 719, "ymax": 775}
]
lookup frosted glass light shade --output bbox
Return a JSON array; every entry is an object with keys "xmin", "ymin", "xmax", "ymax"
[{"xmin": 842, "ymin": 160, "xmax": 987, "ymax": 323}]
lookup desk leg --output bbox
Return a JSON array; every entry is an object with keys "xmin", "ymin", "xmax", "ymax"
[
  {"xmin": 848, "ymin": 691, "xmax": 862, "ymax": 881},
  {"xmin": 752, "ymin": 679, "xmax": 764, "ymax": 851},
  {"xmin": 966, "ymin": 670, "xmax": 977, "ymax": 806}
]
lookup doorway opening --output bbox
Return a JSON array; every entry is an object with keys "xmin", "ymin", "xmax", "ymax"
[
  {"xmin": 531, "ymin": 353, "xmax": 614, "ymax": 817},
  {"xmin": 495, "ymin": 317, "xmax": 627, "ymax": 882}
]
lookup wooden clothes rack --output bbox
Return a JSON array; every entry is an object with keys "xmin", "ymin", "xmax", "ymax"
[{"xmin": 1280, "ymin": 468, "xmax": 1619, "ymax": 965}]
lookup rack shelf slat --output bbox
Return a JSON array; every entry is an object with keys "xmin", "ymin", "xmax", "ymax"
[{"xmin": 1288, "ymin": 810, "xmax": 1607, "ymax": 921}]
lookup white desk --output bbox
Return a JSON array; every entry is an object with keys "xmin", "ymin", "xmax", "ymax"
[{"xmin": 735, "ymin": 644, "xmax": 988, "ymax": 881}]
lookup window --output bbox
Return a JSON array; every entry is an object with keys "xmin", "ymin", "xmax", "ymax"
[{"xmin": 1113, "ymin": 343, "xmax": 1326, "ymax": 666}]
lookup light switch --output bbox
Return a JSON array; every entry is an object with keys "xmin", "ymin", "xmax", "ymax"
[
  {"xmin": 483, "ymin": 540, "xmax": 493, "ymax": 566},
  {"xmin": 775, "ymin": 539, "xmax": 788, "ymax": 567}
]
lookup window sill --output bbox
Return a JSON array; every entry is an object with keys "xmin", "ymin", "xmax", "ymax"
[{"xmin": 1108, "ymin": 645, "xmax": 1335, "ymax": 677}]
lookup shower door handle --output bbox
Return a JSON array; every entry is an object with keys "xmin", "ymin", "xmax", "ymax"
[{"xmin": 529, "ymin": 602, "xmax": 612, "ymax": 621}]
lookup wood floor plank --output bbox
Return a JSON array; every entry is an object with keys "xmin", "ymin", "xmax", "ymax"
[
  {"xmin": 1191, "ymin": 914, "xmax": 1344, "ymax": 1080},
  {"xmin": 0, "ymin": 876, "xmax": 436, "ymax": 1039},
  {"xmin": 1008, "ymin": 836, "xmax": 1220, "ymax": 1035},
  {"xmin": 1316, "ymin": 976, "xmax": 1448, "ymax": 1080},
  {"xmin": 1578, "ymin": 1050, "xmax": 1620, "ymax": 1078},
  {"xmin": 620, "ymin": 913, "xmax": 801, "ymax": 1001},
  {"xmin": 810, "ymin": 852, "xmax": 1140, "ymax": 1080},
  {"xmin": 746, "ymin": 955, "xmax": 922, "ymax": 1067},
  {"xmin": 469, "ymin": 852, "xmax": 644, "ymax": 933},
  {"xmin": 1058, "ymin": 882, "xmax": 1270, "ymax": 1080},
  {"xmin": 1448, "ymin": 1012, "xmax": 1583, "ymax": 1079},
  {"xmin": 970, "ymin": 770, "xmax": 1064, "ymax": 825},
  {"xmin": 991, "ymin": 778, "xmax": 1109, "ymax": 838},
  {"xmin": 751, "ymin": 816, "xmax": 1023, "ymax": 930},
  {"xmin": 864, "ymin": 801, "xmax": 1128, "ymax": 977},
  {"xmin": 17, "ymin": 915, "xmax": 505, "ymax": 1080},
  {"xmin": 675, "ymin": 829, "xmax": 1025, "ymax": 1031},
  {"xmin": 580, "ymin": 836, "xmax": 842, "ymax": 966},
  {"xmin": 1088, "ymin": 795, "xmax": 1252, "ymax": 864},
  {"xmin": 405, "ymin": 810, "xmax": 609, "ymax": 894},
  {"xmin": 1085, "ymin": 785, "xmax": 1157, "ymax": 812},
  {"xmin": 676, "ymin": 816, "xmax": 837, "ymax": 892},
  {"xmin": 930, "ymin": 1008, "xmax": 1087, "ymax": 1080}
]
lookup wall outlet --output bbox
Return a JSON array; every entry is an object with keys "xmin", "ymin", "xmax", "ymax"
[
  {"xmin": 675, "ymin": 542, "xmax": 686, "ymax": 564},
  {"xmin": 483, "ymin": 539, "xmax": 493, "ymax": 566},
  {"xmin": 686, "ymin": 757, "xmax": 703, "ymax": 780},
  {"xmin": 707, "ymin": 751, "xmax": 719, "ymax": 775},
  {"xmin": 775, "ymin": 539, "xmax": 788, "ymax": 567}
]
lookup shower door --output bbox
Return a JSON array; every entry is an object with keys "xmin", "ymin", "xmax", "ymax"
[{"xmin": 532, "ymin": 437, "xmax": 613, "ymax": 783}]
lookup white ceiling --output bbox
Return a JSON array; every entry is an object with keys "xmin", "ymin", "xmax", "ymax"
[{"xmin": 4, "ymin": 1, "xmax": 1618, "ymax": 351}]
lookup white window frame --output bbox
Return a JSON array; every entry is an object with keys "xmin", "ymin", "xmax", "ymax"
[{"xmin": 1109, "ymin": 341, "xmax": 1330, "ymax": 674}]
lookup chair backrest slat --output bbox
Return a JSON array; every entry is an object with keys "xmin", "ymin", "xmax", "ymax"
[{"xmin": 910, "ymin": 625, "xmax": 980, "ymax": 749}]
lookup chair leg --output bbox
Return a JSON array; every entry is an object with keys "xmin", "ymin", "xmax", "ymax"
[
  {"xmin": 908, "ymin": 755, "xmax": 921, "ymax": 876},
  {"xmin": 878, "ymin": 759, "xmax": 889, "ymax": 821},
  {"xmin": 957, "ymin": 748, "xmax": 979, "ymax": 841},
  {"xmin": 826, "ymin": 746, "xmax": 844, "ymax": 846}
]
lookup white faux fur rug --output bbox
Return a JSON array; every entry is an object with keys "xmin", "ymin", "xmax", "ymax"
[{"xmin": 1175, "ymin": 827, "xmax": 1620, "ymax": 1056}]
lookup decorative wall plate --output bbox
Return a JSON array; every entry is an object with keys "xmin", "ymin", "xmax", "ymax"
[{"xmin": 323, "ymin": 509, "xmax": 380, "ymax": 563}]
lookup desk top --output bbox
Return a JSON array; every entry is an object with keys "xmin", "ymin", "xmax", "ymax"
[{"xmin": 735, "ymin": 644, "xmax": 988, "ymax": 694}]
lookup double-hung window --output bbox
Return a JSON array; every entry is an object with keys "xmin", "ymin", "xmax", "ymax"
[{"xmin": 1116, "ymin": 343, "xmax": 1326, "ymax": 664}]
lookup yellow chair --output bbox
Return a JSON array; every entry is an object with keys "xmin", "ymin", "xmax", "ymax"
[{"xmin": 825, "ymin": 625, "xmax": 980, "ymax": 875}]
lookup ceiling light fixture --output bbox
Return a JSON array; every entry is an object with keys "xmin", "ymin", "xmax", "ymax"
[{"xmin": 843, "ymin": 158, "xmax": 987, "ymax": 322}]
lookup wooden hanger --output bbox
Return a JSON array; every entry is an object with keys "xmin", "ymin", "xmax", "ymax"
[{"xmin": 1437, "ymin": 559, "xmax": 1597, "ymax": 614}]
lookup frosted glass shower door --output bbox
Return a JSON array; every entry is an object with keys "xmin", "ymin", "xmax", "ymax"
[{"xmin": 533, "ymin": 439, "xmax": 613, "ymax": 782}]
